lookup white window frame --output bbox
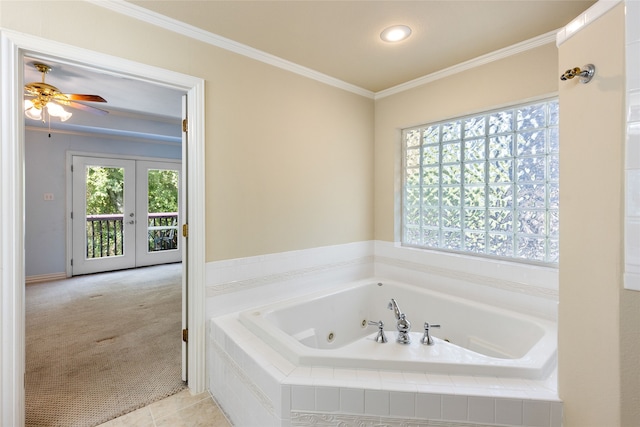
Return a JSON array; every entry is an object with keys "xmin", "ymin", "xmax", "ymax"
[{"xmin": 401, "ymin": 98, "xmax": 559, "ymax": 265}]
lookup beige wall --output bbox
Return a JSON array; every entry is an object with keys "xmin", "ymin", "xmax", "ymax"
[
  {"xmin": 557, "ymin": 4, "xmax": 639, "ymax": 426},
  {"xmin": 206, "ymin": 55, "xmax": 374, "ymax": 259},
  {"xmin": 0, "ymin": 1, "xmax": 375, "ymax": 262},
  {"xmin": 373, "ymin": 43, "xmax": 559, "ymax": 242}
]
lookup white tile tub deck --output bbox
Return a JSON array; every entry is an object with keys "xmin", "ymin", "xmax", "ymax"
[{"xmin": 209, "ymin": 314, "xmax": 562, "ymax": 427}]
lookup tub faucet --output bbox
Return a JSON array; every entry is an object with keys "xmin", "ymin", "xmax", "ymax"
[
  {"xmin": 367, "ymin": 320, "xmax": 388, "ymax": 343},
  {"xmin": 388, "ymin": 298, "xmax": 411, "ymax": 344},
  {"xmin": 420, "ymin": 322, "xmax": 441, "ymax": 345}
]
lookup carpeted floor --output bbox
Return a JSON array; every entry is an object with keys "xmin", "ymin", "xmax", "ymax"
[{"xmin": 25, "ymin": 263, "xmax": 186, "ymax": 427}]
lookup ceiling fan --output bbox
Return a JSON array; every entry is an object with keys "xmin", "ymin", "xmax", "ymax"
[{"xmin": 24, "ymin": 62, "xmax": 108, "ymax": 122}]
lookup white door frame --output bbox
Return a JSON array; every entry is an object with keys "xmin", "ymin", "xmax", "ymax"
[{"xmin": 0, "ymin": 29, "xmax": 207, "ymax": 427}]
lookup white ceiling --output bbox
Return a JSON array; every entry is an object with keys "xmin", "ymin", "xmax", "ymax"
[{"xmin": 24, "ymin": 0, "xmax": 597, "ymax": 121}]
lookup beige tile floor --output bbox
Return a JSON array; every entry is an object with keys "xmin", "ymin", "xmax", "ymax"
[{"xmin": 97, "ymin": 389, "xmax": 232, "ymax": 427}]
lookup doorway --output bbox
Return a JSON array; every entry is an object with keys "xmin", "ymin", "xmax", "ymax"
[
  {"xmin": 25, "ymin": 69, "xmax": 185, "ymax": 422},
  {"xmin": 0, "ymin": 30, "xmax": 207, "ymax": 427},
  {"xmin": 71, "ymin": 156, "xmax": 182, "ymax": 275}
]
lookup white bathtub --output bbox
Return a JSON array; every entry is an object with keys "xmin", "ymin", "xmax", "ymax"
[{"xmin": 238, "ymin": 278, "xmax": 557, "ymax": 380}]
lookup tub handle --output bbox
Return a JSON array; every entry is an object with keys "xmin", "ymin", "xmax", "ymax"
[
  {"xmin": 368, "ymin": 320, "xmax": 388, "ymax": 343},
  {"xmin": 421, "ymin": 322, "xmax": 441, "ymax": 346}
]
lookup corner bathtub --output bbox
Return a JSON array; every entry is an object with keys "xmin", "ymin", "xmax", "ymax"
[{"xmin": 238, "ymin": 279, "xmax": 557, "ymax": 380}]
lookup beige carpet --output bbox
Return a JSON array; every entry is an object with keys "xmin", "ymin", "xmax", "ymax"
[{"xmin": 26, "ymin": 263, "xmax": 186, "ymax": 427}]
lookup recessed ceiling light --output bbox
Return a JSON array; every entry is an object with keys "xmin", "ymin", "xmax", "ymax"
[{"xmin": 380, "ymin": 25, "xmax": 412, "ymax": 43}]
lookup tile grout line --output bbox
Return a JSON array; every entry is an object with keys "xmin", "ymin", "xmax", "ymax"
[{"xmin": 209, "ymin": 391, "xmax": 235, "ymax": 426}]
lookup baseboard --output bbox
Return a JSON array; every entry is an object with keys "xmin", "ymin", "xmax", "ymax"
[{"xmin": 26, "ymin": 272, "xmax": 68, "ymax": 285}]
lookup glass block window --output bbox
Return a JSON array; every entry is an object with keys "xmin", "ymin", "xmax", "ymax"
[{"xmin": 402, "ymin": 99, "xmax": 559, "ymax": 264}]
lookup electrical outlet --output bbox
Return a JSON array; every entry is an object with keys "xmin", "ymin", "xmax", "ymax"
[{"xmin": 43, "ymin": 193, "xmax": 54, "ymax": 201}]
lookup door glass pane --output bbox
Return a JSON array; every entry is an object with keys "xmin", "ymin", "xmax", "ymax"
[
  {"xmin": 85, "ymin": 166, "xmax": 125, "ymax": 259},
  {"xmin": 147, "ymin": 169, "xmax": 179, "ymax": 253}
]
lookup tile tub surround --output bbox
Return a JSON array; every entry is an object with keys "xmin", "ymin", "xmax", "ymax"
[
  {"xmin": 206, "ymin": 241, "xmax": 559, "ymax": 321},
  {"xmin": 206, "ymin": 241, "xmax": 375, "ymax": 318},
  {"xmin": 209, "ymin": 315, "xmax": 562, "ymax": 427},
  {"xmin": 625, "ymin": 0, "xmax": 640, "ymax": 291}
]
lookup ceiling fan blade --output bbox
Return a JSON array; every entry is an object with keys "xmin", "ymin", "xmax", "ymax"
[
  {"xmin": 63, "ymin": 94, "xmax": 107, "ymax": 103},
  {"xmin": 64, "ymin": 100, "xmax": 109, "ymax": 115}
]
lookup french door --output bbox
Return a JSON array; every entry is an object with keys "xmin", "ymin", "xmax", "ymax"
[{"xmin": 71, "ymin": 156, "xmax": 182, "ymax": 276}]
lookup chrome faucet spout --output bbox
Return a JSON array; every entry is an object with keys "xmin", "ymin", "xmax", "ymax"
[
  {"xmin": 388, "ymin": 298, "xmax": 402, "ymax": 320},
  {"xmin": 388, "ymin": 298, "xmax": 411, "ymax": 344}
]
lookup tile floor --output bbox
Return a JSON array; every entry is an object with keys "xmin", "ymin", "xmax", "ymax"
[{"xmin": 97, "ymin": 389, "xmax": 233, "ymax": 427}]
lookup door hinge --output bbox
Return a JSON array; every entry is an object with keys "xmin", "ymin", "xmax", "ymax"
[
  {"xmin": 182, "ymin": 118, "xmax": 188, "ymax": 132},
  {"xmin": 70, "ymin": 259, "xmax": 73, "ymax": 266},
  {"xmin": 182, "ymin": 223, "xmax": 188, "ymax": 238},
  {"xmin": 182, "ymin": 328, "xmax": 188, "ymax": 343}
]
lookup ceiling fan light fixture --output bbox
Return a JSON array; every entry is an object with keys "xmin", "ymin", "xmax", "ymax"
[
  {"xmin": 59, "ymin": 110, "xmax": 72, "ymax": 122},
  {"xmin": 24, "ymin": 100, "xmax": 42, "ymax": 121},
  {"xmin": 380, "ymin": 25, "xmax": 412, "ymax": 43},
  {"xmin": 24, "ymin": 107, "xmax": 42, "ymax": 121},
  {"xmin": 46, "ymin": 102, "xmax": 72, "ymax": 122}
]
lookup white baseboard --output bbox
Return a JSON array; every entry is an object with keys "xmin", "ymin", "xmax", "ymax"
[{"xmin": 26, "ymin": 272, "xmax": 68, "ymax": 285}]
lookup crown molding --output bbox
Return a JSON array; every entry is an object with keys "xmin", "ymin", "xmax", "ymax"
[
  {"xmin": 86, "ymin": 0, "xmax": 375, "ymax": 99},
  {"xmin": 556, "ymin": 0, "xmax": 621, "ymax": 46},
  {"xmin": 375, "ymin": 30, "xmax": 558, "ymax": 100}
]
